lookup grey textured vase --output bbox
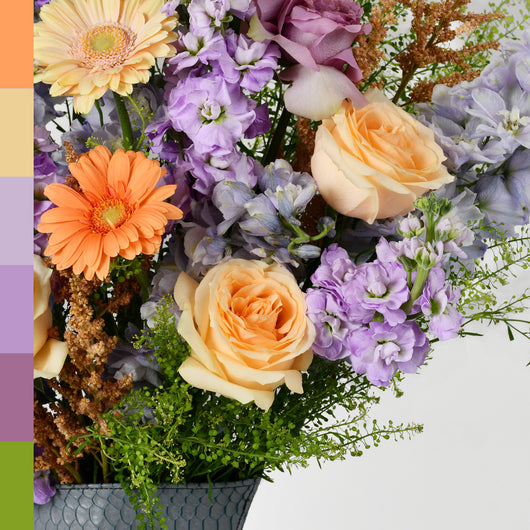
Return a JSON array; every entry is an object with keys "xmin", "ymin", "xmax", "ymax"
[{"xmin": 34, "ymin": 479, "xmax": 260, "ymax": 530}]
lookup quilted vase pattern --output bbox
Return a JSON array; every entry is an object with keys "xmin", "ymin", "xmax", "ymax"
[{"xmin": 34, "ymin": 479, "xmax": 260, "ymax": 529}]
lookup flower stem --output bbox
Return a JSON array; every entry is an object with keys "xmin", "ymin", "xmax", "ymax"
[
  {"xmin": 135, "ymin": 268, "xmax": 150, "ymax": 301},
  {"xmin": 49, "ymin": 446, "xmax": 84, "ymax": 484},
  {"xmin": 94, "ymin": 99, "xmax": 104, "ymax": 128},
  {"xmin": 263, "ymin": 106, "xmax": 292, "ymax": 165},
  {"xmin": 113, "ymin": 92, "xmax": 134, "ymax": 151},
  {"xmin": 101, "ymin": 443, "xmax": 109, "ymax": 483},
  {"xmin": 402, "ymin": 266, "xmax": 430, "ymax": 313}
]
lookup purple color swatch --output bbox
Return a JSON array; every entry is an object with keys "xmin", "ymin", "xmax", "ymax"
[
  {"xmin": 0, "ymin": 355, "xmax": 33, "ymax": 441},
  {"xmin": 0, "ymin": 265, "xmax": 33, "ymax": 353}
]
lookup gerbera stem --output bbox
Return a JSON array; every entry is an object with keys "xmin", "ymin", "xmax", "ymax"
[{"xmin": 113, "ymin": 92, "xmax": 134, "ymax": 151}]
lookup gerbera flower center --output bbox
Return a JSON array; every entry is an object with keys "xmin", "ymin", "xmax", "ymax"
[
  {"xmin": 75, "ymin": 25, "xmax": 135, "ymax": 70},
  {"xmin": 91, "ymin": 198, "xmax": 132, "ymax": 233}
]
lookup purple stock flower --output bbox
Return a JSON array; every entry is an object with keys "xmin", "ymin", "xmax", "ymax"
[
  {"xmin": 343, "ymin": 259, "xmax": 409, "ymax": 326},
  {"xmin": 167, "ymin": 74, "xmax": 255, "ymax": 156},
  {"xmin": 167, "ymin": 30, "xmax": 238, "ymax": 83},
  {"xmin": 347, "ymin": 321, "xmax": 430, "ymax": 386},
  {"xmin": 161, "ymin": 0, "xmax": 180, "ymax": 15},
  {"xmin": 305, "ymin": 288, "xmax": 358, "ymax": 360},
  {"xmin": 245, "ymin": 103, "xmax": 272, "ymax": 138},
  {"xmin": 184, "ymin": 147, "xmax": 257, "ymax": 195},
  {"xmin": 34, "ymin": 470, "xmax": 56, "ymax": 505},
  {"xmin": 414, "ymin": 267, "xmax": 463, "ymax": 340},
  {"xmin": 147, "ymin": 111, "xmax": 182, "ymax": 163},
  {"xmin": 159, "ymin": 163, "xmax": 194, "ymax": 231},
  {"xmin": 226, "ymin": 32, "xmax": 280, "ymax": 92},
  {"xmin": 34, "ymin": 445, "xmax": 56, "ymax": 505},
  {"xmin": 188, "ymin": 0, "xmax": 231, "ymax": 35},
  {"xmin": 310, "ymin": 244, "xmax": 355, "ymax": 288}
]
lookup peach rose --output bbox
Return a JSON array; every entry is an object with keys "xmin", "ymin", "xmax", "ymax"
[
  {"xmin": 34, "ymin": 255, "xmax": 68, "ymax": 379},
  {"xmin": 174, "ymin": 259, "xmax": 315, "ymax": 411},
  {"xmin": 311, "ymin": 89, "xmax": 454, "ymax": 223}
]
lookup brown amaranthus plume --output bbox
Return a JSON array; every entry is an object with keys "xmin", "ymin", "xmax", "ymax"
[
  {"xmin": 392, "ymin": 0, "xmax": 503, "ymax": 103},
  {"xmin": 353, "ymin": 0, "xmax": 400, "ymax": 87},
  {"xmin": 292, "ymin": 117, "xmax": 316, "ymax": 174},
  {"xmin": 34, "ymin": 268, "xmax": 135, "ymax": 484}
]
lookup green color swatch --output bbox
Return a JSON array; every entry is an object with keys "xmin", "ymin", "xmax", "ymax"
[{"xmin": 0, "ymin": 442, "xmax": 33, "ymax": 529}]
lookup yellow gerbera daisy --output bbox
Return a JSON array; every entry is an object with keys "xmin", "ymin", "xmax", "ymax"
[{"xmin": 34, "ymin": 0, "xmax": 178, "ymax": 114}]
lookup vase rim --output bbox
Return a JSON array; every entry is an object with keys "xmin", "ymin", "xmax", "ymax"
[{"xmin": 52, "ymin": 478, "xmax": 261, "ymax": 491}]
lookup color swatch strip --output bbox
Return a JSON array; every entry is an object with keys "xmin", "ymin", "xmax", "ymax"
[{"xmin": 0, "ymin": 2, "xmax": 34, "ymax": 529}]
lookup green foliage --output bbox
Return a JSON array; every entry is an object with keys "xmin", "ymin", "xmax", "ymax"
[
  {"xmin": 87, "ymin": 297, "xmax": 422, "ymax": 529},
  {"xmin": 450, "ymin": 226, "xmax": 530, "ymax": 342}
]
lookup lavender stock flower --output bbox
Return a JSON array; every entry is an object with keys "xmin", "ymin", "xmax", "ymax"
[
  {"xmin": 305, "ymin": 287, "xmax": 358, "ymax": 360},
  {"xmin": 347, "ymin": 321, "xmax": 429, "ymax": 387},
  {"xmin": 343, "ymin": 259, "xmax": 409, "ymax": 326},
  {"xmin": 167, "ymin": 74, "xmax": 255, "ymax": 156},
  {"xmin": 34, "ymin": 470, "xmax": 56, "ymax": 505},
  {"xmin": 414, "ymin": 267, "xmax": 463, "ymax": 340},
  {"xmin": 226, "ymin": 32, "xmax": 280, "ymax": 92}
]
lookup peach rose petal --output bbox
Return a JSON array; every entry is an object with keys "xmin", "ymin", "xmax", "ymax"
[
  {"xmin": 178, "ymin": 357, "xmax": 275, "ymax": 411},
  {"xmin": 174, "ymin": 260, "xmax": 315, "ymax": 411},
  {"xmin": 311, "ymin": 89, "xmax": 454, "ymax": 223},
  {"xmin": 215, "ymin": 354, "xmax": 303, "ymax": 392},
  {"xmin": 177, "ymin": 311, "xmax": 228, "ymax": 377},
  {"xmin": 34, "ymin": 339, "xmax": 69, "ymax": 380},
  {"xmin": 34, "ymin": 255, "xmax": 53, "ymax": 318},
  {"xmin": 34, "ymin": 310, "xmax": 53, "ymax": 354},
  {"xmin": 34, "ymin": 255, "xmax": 69, "ymax": 379}
]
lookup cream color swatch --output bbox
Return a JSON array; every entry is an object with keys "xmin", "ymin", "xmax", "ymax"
[{"xmin": 0, "ymin": 89, "xmax": 33, "ymax": 177}]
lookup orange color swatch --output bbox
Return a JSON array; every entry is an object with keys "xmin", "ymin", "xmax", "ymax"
[{"xmin": 0, "ymin": 1, "xmax": 33, "ymax": 88}]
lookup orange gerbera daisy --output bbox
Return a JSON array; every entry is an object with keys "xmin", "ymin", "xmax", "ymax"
[
  {"xmin": 38, "ymin": 145, "xmax": 183, "ymax": 281},
  {"xmin": 34, "ymin": 0, "xmax": 178, "ymax": 113}
]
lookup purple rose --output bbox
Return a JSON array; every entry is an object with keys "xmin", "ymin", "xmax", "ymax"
[
  {"xmin": 248, "ymin": 0, "xmax": 371, "ymax": 119},
  {"xmin": 250, "ymin": 0, "xmax": 369, "ymax": 81}
]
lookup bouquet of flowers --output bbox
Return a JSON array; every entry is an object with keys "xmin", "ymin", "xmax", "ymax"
[{"xmin": 33, "ymin": 0, "xmax": 530, "ymax": 527}]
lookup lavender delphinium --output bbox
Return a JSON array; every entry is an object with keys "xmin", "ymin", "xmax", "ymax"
[
  {"xmin": 179, "ymin": 159, "xmax": 328, "ymax": 276},
  {"xmin": 105, "ymin": 325, "xmax": 162, "ymax": 388},
  {"xmin": 417, "ymin": 30, "xmax": 530, "ymax": 236},
  {"xmin": 474, "ymin": 147, "xmax": 530, "ymax": 230}
]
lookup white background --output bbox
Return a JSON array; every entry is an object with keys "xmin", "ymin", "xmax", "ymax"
[
  {"xmin": 245, "ymin": 270, "xmax": 530, "ymax": 530},
  {"xmin": 246, "ymin": 2, "xmax": 530, "ymax": 528}
]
